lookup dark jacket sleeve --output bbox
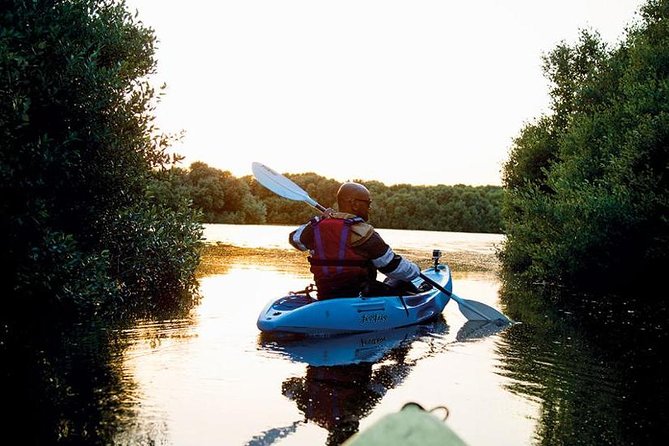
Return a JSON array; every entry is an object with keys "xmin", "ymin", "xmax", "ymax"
[
  {"xmin": 352, "ymin": 230, "xmax": 420, "ymax": 281},
  {"xmin": 289, "ymin": 222, "xmax": 314, "ymax": 252}
]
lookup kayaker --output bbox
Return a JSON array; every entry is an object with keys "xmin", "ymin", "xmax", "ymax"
[{"xmin": 289, "ymin": 182, "xmax": 421, "ymax": 299}]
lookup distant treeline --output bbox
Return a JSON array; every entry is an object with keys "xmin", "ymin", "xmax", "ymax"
[{"xmin": 167, "ymin": 161, "xmax": 504, "ymax": 233}]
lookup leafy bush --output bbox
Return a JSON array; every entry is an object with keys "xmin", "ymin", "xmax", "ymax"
[
  {"xmin": 0, "ymin": 0, "xmax": 202, "ymax": 325},
  {"xmin": 500, "ymin": 0, "xmax": 669, "ymax": 294},
  {"xmin": 185, "ymin": 162, "xmax": 266, "ymax": 224}
]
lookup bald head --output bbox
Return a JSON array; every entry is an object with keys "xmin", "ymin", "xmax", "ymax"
[{"xmin": 337, "ymin": 182, "xmax": 372, "ymax": 220}]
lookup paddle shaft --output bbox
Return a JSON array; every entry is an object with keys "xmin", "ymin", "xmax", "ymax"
[{"xmin": 307, "ymin": 202, "xmax": 327, "ymax": 212}]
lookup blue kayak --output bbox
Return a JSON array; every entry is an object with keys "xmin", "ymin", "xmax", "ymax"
[{"xmin": 256, "ymin": 264, "xmax": 452, "ymax": 335}]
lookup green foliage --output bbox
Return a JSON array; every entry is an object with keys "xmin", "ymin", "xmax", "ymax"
[
  {"xmin": 100, "ymin": 170, "xmax": 203, "ymax": 316},
  {"xmin": 500, "ymin": 0, "xmax": 669, "ymax": 294},
  {"xmin": 174, "ymin": 163, "xmax": 503, "ymax": 233},
  {"xmin": 1, "ymin": 0, "xmax": 203, "ymax": 325},
  {"xmin": 366, "ymin": 183, "xmax": 503, "ymax": 233},
  {"xmin": 184, "ymin": 162, "xmax": 266, "ymax": 224}
]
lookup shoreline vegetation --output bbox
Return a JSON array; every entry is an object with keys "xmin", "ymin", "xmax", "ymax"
[
  {"xmin": 168, "ymin": 161, "xmax": 504, "ymax": 234},
  {"xmin": 197, "ymin": 242, "xmax": 500, "ymax": 278}
]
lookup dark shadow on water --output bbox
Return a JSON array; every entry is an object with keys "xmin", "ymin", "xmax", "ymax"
[
  {"xmin": 252, "ymin": 317, "xmax": 451, "ymax": 446},
  {"xmin": 3, "ymin": 321, "xmax": 128, "ymax": 446},
  {"xmin": 497, "ymin": 279, "xmax": 669, "ymax": 445},
  {"xmin": 1, "ymin": 307, "xmax": 194, "ymax": 446},
  {"xmin": 455, "ymin": 319, "xmax": 509, "ymax": 342}
]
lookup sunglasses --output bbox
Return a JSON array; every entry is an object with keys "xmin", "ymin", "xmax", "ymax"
[{"xmin": 352, "ymin": 198, "xmax": 372, "ymax": 206}]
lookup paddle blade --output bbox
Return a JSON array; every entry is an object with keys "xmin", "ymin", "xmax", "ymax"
[
  {"xmin": 251, "ymin": 162, "xmax": 323, "ymax": 210},
  {"xmin": 452, "ymin": 293, "xmax": 511, "ymax": 323}
]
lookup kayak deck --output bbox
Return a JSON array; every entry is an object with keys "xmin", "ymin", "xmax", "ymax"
[{"xmin": 342, "ymin": 402, "xmax": 468, "ymax": 446}]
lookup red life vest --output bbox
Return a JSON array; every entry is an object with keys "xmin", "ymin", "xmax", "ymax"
[{"xmin": 307, "ymin": 217, "xmax": 373, "ymax": 298}]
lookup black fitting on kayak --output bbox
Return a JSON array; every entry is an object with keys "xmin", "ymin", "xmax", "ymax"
[
  {"xmin": 401, "ymin": 401, "xmax": 450, "ymax": 421},
  {"xmin": 432, "ymin": 249, "xmax": 442, "ymax": 271},
  {"xmin": 289, "ymin": 283, "xmax": 316, "ymax": 298}
]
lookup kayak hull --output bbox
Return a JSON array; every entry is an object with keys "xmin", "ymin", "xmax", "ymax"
[{"xmin": 257, "ymin": 265, "xmax": 452, "ymax": 335}]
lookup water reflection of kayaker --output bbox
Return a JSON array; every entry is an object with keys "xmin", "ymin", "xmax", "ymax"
[
  {"xmin": 288, "ymin": 182, "xmax": 422, "ymax": 300},
  {"xmin": 282, "ymin": 346, "xmax": 412, "ymax": 446},
  {"xmin": 253, "ymin": 318, "xmax": 450, "ymax": 445}
]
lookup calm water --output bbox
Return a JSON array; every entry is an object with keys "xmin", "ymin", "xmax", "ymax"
[
  {"xmin": 9, "ymin": 225, "xmax": 666, "ymax": 445},
  {"xmin": 202, "ymin": 223, "xmax": 504, "ymax": 255}
]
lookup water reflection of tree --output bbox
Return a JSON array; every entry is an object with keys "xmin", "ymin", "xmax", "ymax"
[
  {"xmin": 498, "ymin": 283, "xmax": 669, "ymax": 445},
  {"xmin": 1, "ymin": 313, "xmax": 192, "ymax": 445},
  {"xmin": 3, "ymin": 324, "xmax": 125, "ymax": 445},
  {"xmin": 269, "ymin": 317, "xmax": 449, "ymax": 446}
]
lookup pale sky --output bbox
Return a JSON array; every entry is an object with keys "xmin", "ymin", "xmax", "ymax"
[{"xmin": 125, "ymin": 0, "xmax": 645, "ymax": 186}]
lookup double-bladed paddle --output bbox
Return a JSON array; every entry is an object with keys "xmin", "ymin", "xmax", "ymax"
[
  {"xmin": 251, "ymin": 162, "xmax": 511, "ymax": 323},
  {"xmin": 419, "ymin": 273, "xmax": 510, "ymax": 323}
]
